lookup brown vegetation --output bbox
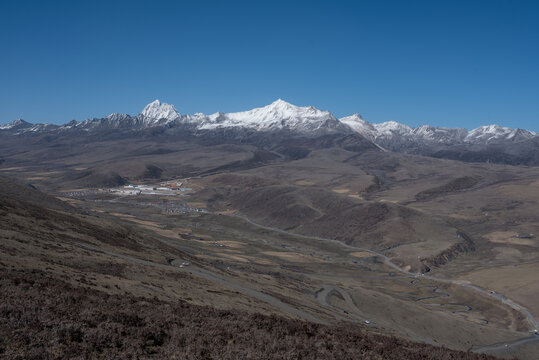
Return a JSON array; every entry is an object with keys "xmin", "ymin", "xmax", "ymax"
[
  {"xmin": 415, "ymin": 176, "xmax": 479, "ymax": 200},
  {"xmin": 0, "ymin": 270, "xmax": 501, "ymax": 360}
]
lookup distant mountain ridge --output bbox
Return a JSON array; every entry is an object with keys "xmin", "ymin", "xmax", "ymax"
[
  {"xmin": 340, "ymin": 114, "xmax": 536, "ymax": 148},
  {"xmin": 2, "ymin": 98, "xmax": 535, "ymax": 140},
  {"xmin": 2, "ymin": 99, "xmax": 537, "ymax": 165}
]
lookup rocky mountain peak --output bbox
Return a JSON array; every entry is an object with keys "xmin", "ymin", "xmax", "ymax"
[{"xmin": 140, "ymin": 100, "xmax": 180, "ymax": 122}]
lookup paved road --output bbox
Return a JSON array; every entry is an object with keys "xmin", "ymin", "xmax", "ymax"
[
  {"xmin": 226, "ymin": 213, "xmax": 539, "ymax": 352},
  {"xmin": 471, "ymin": 334, "xmax": 539, "ymax": 353},
  {"xmin": 414, "ymin": 286, "xmax": 472, "ymax": 314},
  {"xmin": 315, "ymin": 286, "xmax": 367, "ymax": 319},
  {"xmin": 230, "ymin": 213, "xmax": 537, "ymax": 328}
]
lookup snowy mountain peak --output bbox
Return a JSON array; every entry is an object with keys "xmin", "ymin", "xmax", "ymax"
[
  {"xmin": 465, "ymin": 124, "xmax": 512, "ymax": 143},
  {"xmin": 0, "ymin": 118, "xmax": 31, "ymax": 130},
  {"xmin": 11, "ymin": 118, "xmax": 27, "ymax": 125},
  {"xmin": 106, "ymin": 113, "xmax": 130, "ymax": 121},
  {"xmin": 270, "ymin": 98, "xmax": 291, "ymax": 107},
  {"xmin": 465, "ymin": 124, "xmax": 536, "ymax": 143},
  {"xmin": 338, "ymin": 113, "xmax": 537, "ymax": 148},
  {"xmin": 187, "ymin": 99, "xmax": 348, "ymax": 134},
  {"xmin": 373, "ymin": 121, "xmax": 412, "ymax": 136},
  {"xmin": 339, "ymin": 114, "xmax": 377, "ymax": 139},
  {"xmin": 221, "ymin": 99, "xmax": 336, "ymax": 129},
  {"xmin": 473, "ymin": 124, "xmax": 510, "ymax": 133},
  {"xmin": 507, "ymin": 128, "xmax": 537, "ymax": 140},
  {"xmin": 257, "ymin": 99, "xmax": 327, "ymax": 116},
  {"xmin": 340, "ymin": 114, "xmax": 365, "ymax": 122},
  {"xmin": 140, "ymin": 99, "xmax": 180, "ymax": 122}
]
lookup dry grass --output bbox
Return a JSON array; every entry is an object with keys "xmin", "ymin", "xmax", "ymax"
[
  {"xmin": 350, "ymin": 251, "xmax": 375, "ymax": 259},
  {"xmin": 460, "ymin": 262, "xmax": 539, "ymax": 316},
  {"xmin": 0, "ymin": 269, "xmax": 502, "ymax": 360},
  {"xmin": 261, "ymin": 251, "xmax": 326, "ymax": 263},
  {"xmin": 484, "ymin": 231, "xmax": 535, "ymax": 246}
]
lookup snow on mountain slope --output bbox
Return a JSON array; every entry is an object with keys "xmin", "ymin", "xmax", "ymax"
[
  {"xmin": 0, "ymin": 119, "xmax": 31, "ymax": 130},
  {"xmin": 25, "ymin": 123, "xmax": 59, "ymax": 133},
  {"xmin": 224, "ymin": 99, "xmax": 334, "ymax": 130},
  {"xmin": 464, "ymin": 125, "xmax": 536, "ymax": 144},
  {"xmin": 74, "ymin": 98, "xmax": 345, "ymax": 135},
  {"xmin": 339, "ymin": 116, "xmax": 536, "ymax": 146},
  {"xmin": 506, "ymin": 128, "xmax": 537, "ymax": 142},
  {"xmin": 0, "ymin": 119, "xmax": 59, "ymax": 134},
  {"xmin": 69, "ymin": 100, "xmax": 180, "ymax": 131},
  {"xmin": 339, "ymin": 117, "xmax": 419, "ymax": 142},
  {"xmin": 2, "ymin": 99, "xmax": 536, "ymax": 148},
  {"xmin": 373, "ymin": 121, "xmax": 413, "ymax": 138},
  {"xmin": 412, "ymin": 125, "xmax": 468, "ymax": 144},
  {"xmin": 465, "ymin": 125, "xmax": 512, "ymax": 143},
  {"xmin": 339, "ymin": 114, "xmax": 378, "ymax": 140},
  {"xmin": 75, "ymin": 114, "xmax": 137, "ymax": 130},
  {"xmin": 140, "ymin": 100, "xmax": 180, "ymax": 123},
  {"xmin": 192, "ymin": 99, "xmax": 348, "ymax": 133}
]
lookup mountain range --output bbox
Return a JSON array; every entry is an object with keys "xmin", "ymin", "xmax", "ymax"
[{"xmin": 2, "ymin": 99, "xmax": 538, "ymax": 165}]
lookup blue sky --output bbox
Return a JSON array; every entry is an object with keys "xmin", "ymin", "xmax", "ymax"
[{"xmin": 1, "ymin": 0, "xmax": 538, "ymax": 131}]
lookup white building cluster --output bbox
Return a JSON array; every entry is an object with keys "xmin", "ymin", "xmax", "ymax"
[{"xmin": 111, "ymin": 182, "xmax": 192, "ymax": 196}]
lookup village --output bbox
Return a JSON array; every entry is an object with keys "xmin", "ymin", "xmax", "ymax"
[
  {"xmin": 110, "ymin": 180, "xmax": 192, "ymax": 196},
  {"xmin": 58, "ymin": 179, "xmax": 208, "ymax": 215}
]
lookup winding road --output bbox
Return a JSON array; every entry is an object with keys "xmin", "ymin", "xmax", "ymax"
[
  {"xmin": 226, "ymin": 212, "xmax": 539, "ymax": 353},
  {"xmin": 315, "ymin": 284, "xmax": 439, "ymax": 345}
]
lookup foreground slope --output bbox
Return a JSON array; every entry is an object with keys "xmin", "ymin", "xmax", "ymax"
[{"xmin": 0, "ymin": 270, "xmax": 500, "ymax": 360}]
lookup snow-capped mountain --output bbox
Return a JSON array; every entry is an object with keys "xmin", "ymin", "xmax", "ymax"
[
  {"xmin": 0, "ymin": 119, "xmax": 32, "ymax": 131},
  {"xmin": 338, "ymin": 115, "xmax": 536, "ymax": 148},
  {"xmin": 464, "ymin": 125, "xmax": 536, "ymax": 144},
  {"xmin": 1, "ymin": 99, "xmax": 537, "ymax": 165},
  {"xmin": 340, "ymin": 115, "xmax": 415, "ymax": 140},
  {"xmin": 69, "ymin": 100, "xmax": 181, "ymax": 131},
  {"xmin": 373, "ymin": 121, "xmax": 413, "ymax": 138},
  {"xmin": 3, "ymin": 99, "xmax": 534, "ymax": 142},
  {"xmin": 50, "ymin": 99, "xmax": 346, "ymax": 135},
  {"xmin": 339, "ymin": 115, "xmax": 469, "ymax": 150},
  {"xmin": 181, "ymin": 99, "xmax": 349, "ymax": 134},
  {"xmin": 412, "ymin": 125, "xmax": 468, "ymax": 144},
  {"xmin": 75, "ymin": 114, "xmax": 137, "ymax": 131},
  {"xmin": 140, "ymin": 100, "xmax": 180, "ymax": 124},
  {"xmin": 339, "ymin": 114, "xmax": 378, "ymax": 140},
  {"xmin": 0, "ymin": 118, "xmax": 58, "ymax": 134},
  {"xmin": 334, "ymin": 114, "xmax": 538, "ymax": 164}
]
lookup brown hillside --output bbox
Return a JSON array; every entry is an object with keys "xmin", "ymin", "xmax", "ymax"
[{"xmin": 0, "ymin": 270, "xmax": 502, "ymax": 360}]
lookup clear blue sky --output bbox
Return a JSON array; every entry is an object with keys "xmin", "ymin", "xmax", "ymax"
[{"xmin": 1, "ymin": 0, "xmax": 538, "ymax": 131}]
